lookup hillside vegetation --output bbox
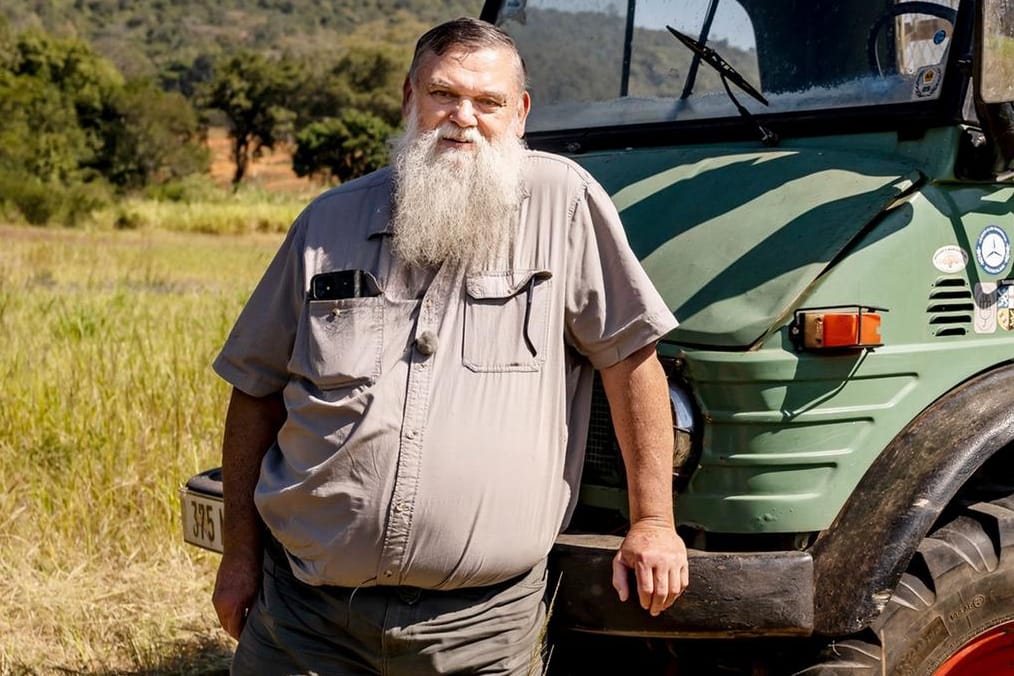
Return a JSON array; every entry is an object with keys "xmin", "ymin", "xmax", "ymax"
[
  {"xmin": 2, "ymin": 0, "xmax": 479, "ymax": 79},
  {"xmin": 0, "ymin": 2, "xmax": 481, "ymax": 227}
]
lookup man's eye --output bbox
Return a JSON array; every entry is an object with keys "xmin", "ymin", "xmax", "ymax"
[{"xmin": 431, "ymin": 91, "xmax": 456, "ymax": 102}]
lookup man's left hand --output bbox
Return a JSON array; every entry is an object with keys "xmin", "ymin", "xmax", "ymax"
[{"xmin": 611, "ymin": 517, "xmax": 689, "ymax": 616}]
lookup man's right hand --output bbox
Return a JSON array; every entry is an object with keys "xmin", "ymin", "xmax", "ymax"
[
  {"xmin": 214, "ymin": 389, "xmax": 285, "ymax": 640},
  {"xmin": 212, "ymin": 551, "xmax": 262, "ymax": 640}
]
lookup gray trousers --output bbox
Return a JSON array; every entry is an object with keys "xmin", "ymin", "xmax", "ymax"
[{"xmin": 231, "ymin": 545, "xmax": 548, "ymax": 676}]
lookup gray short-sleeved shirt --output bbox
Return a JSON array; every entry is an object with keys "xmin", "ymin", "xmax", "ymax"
[{"xmin": 214, "ymin": 150, "xmax": 678, "ymax": 590}]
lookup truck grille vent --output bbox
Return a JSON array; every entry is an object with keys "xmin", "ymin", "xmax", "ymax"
[
  {"xmin": 928, "ymin": 277, "xmax": 972, "ymax": 337},
  {"xmin": 584, "ymin": 375, "xmax": 625, "ymax": 487}
]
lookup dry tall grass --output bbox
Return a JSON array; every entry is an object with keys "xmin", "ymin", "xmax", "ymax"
[{"xmin": 0, "ymin": 225, "xmax": 286, "ymax": 674}]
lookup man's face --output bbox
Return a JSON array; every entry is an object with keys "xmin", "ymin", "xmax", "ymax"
[{"xmin": 403, "ymin": 46, "xmax": 531, "ymax": 151}]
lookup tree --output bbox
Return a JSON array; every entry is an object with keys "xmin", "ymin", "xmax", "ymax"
[
  {"xmin": 98, "ymin": 79, "xmax": 209, "ymax": 188},
  {"xmin": 14, "ymin": 29, "xmax": 125, "ymax": 157},
  {"xmin": 293, "ymin": 43, "xmax": 407, "ymax": 129},
  {"xmin": 0, "ymin": 25, "xmax": 209, "ymax": 224},
  {"xmin": 202, "ymin": 51, "xmax": 297, "ymax": 186},
  {"xmin": 292, "ymin": 109, "xmax": 393, "ymax": 184},
  {"xmin": 159, "ymin": 52, "xmax": 215, "ymax": 98},
  {"xmin": 0, "ymin": 29, "xmax": 120, "ymax": 184}
]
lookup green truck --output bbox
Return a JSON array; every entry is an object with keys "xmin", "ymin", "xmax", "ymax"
[{"xmin": 182, "ymin": 0, "xmax": 1014, "ymax": 672}]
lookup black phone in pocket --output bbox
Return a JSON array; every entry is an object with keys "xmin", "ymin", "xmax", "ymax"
[{"xmin": 309, "ymin": 270, "xmax": 379, "ymax": 300}]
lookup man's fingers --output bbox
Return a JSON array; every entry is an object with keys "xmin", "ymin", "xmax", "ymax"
[
  {"xmin": 614, "ymin": 523, "xmax": 689, "ymax": 615},
  {"xmin": 611, "ymin": 551, "xmax": 630, "ymax": 602},
  {"xmin": 648, "ymin": 565, "xmax": 669, "ymax": 616},
  {"xmin": 616, "ymin": 553, "xmax": 684, "ymax": 615},
  {"xmin": 225, "ymin": 606, "xmax": 244, "ymax": 641},
  {"xmin": 213, "ymin": 596, "xmax": 246, "ymax": 640},
  {"xmin": 636, "ymin": 560, "xmax": 654, "ymax": 612},
  {"xmin": 230, "ymin": 606, "xmax": 248, "ymax": 641},
  {"xmin": 657, "ymin": 567, "xmax": 671, "ymax": 616},
  {"xmin": 213, "ymin": 553, "xmax": 261, "ymax": 641},
  {"xmin": 665, "ymin": 567, "xmax": 680, "ymax": 609}
]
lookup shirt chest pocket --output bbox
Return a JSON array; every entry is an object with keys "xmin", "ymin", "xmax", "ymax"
[
  {"xmin": 294, "ymin": 298, "xmax": 384, "ymax": 390},
  {"xmin": 463, "ymin": 270, "xmax": 553, "ymax": 373}
]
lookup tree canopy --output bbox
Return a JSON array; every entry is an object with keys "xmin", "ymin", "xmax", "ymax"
[
  {"xmin": 293, "ymin": 110, "xmax": 394, "ymax": 183},
  {"xmin": 0, "ymin": 21, "xmax": 207, "ymax": 223},
  {"xmin": 202, "ymin": 51, "xmax": 298, "ymax": 186}
]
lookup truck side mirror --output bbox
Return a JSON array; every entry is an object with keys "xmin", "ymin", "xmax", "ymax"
[{"xmin": 976, "ymin": 0, "xmax": 1014, "ymax": 173}]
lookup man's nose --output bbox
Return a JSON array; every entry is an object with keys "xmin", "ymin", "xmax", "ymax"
[{"xmin": 449, "ymin": 98, "xmax": 477, "ymax": 127}]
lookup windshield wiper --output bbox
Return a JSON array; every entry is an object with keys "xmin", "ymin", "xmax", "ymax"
[
  {"xmin": 680, "ymin": 0, "xmax": 720, "ymax": 100},
  {"xmin": 667, "ymin": 25, "xmax": 778, "ymax": 146}
]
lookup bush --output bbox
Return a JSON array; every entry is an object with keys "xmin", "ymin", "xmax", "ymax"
[
  {"xmin": 62, "ymin": 180, "xmax": 112, "ymax": 226},
  {"xmin": 144, "ymin": 174, "xmax": 223, "ymax": 203},
  {"xmin": 12, "ymin": 181, "xmax": 61, "ymax": 225},
  {"xmin": 293, "ymin": 109, "xmax": 392, "ymax": 183},
  {"xmin": 0, "ymin": 169, "xmax": 111, "ymax": 226}
]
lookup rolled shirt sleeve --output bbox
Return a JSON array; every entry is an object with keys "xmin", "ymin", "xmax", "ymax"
[
  {"xmin": 213, "ymin": 211, "xmax": 308, "ymax": 397},
  {"xmin": 564, "ymin": 176, "xmax": 678, "ymax": 369}
]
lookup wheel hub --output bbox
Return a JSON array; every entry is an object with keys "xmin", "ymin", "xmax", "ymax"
[{"xmin": 934, "ymin": 621, "xmax": 1014, "ymax": 676}]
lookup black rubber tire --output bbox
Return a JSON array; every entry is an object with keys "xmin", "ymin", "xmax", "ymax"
[{"xmin": 795, "ymin": 493, "xmax": 1014, "ymax": 675}]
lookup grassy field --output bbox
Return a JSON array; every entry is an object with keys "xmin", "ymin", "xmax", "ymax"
[{"xmin": 0, "ymin": 223, "xmax": 289, "ymax": 673}]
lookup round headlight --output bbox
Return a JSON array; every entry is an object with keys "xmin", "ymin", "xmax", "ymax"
[{"xmin": 668, "ymin": 379, "xmax": 699, "ymax": 480}]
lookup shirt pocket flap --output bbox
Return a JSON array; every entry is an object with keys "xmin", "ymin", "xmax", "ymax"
[{"xmin": 466, "ymin": 269, "xmax": 553, "ymax": 300}]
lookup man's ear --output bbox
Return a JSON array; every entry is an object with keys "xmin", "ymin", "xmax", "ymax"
[
  {"xmin": 401, "ymin": 75, "xmax": 414, "ymax": 120},
  {"xmin": 515, "ymin": 90, "xmax": 532, "ymax": 138}
]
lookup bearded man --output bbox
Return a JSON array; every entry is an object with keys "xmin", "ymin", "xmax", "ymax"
[{"xmin": 212, "ymin": 17, "xmax": 689, "ymax": 676}]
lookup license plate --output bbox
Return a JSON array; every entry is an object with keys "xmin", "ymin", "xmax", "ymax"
[{"xmin": 180, "ymin": 488, "xmax": 225, "ymax": 553}]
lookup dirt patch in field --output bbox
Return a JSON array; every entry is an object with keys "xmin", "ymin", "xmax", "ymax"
[{"xmin": 207, "ymin": 126, "xmax": 319, "ymax": 193}]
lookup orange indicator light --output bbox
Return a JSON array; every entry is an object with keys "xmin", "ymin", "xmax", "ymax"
[{"xmin": 797, "ymin": 309, "xmax": 883, "ymax": 350}]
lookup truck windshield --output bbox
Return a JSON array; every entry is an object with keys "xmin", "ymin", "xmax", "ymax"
[{"xmin": 494, "ymin": 0, "xmax": 960, "ymax": 133}]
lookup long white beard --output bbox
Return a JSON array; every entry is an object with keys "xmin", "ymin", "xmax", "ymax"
[{"xmin": 388, "ymin": 116, "xmax": 525, "ymax": 268}]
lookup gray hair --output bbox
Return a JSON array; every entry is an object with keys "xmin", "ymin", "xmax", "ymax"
[{"xmin": 408, "ymin": 17, "xmax": 527, "ymax": 92}]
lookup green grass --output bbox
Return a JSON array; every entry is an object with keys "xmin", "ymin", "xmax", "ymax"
[
  {"xmin": 0, "ymin": 173, "xmax": 317, "ymax": 235},
  {"xmin": 0, "ymin": 224, "xmax": 283, "ymax": 673},
  {"xmin": 93, "ymin": 182, "xmax": 315, "ymax": 236}
]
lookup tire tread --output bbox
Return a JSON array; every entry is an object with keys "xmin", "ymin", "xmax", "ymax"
[{"xmin": 799, "ymin": 493, "xmax": 1014, "ymax": 675}]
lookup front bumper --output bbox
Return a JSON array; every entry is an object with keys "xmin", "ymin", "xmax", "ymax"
[
  {"xmin": 180, "ymin": 470, "xmax": 814, "ymax": 638},
  {"xmin": 551, "ymin": 533, "xmax": 814, "ymax": 638}
]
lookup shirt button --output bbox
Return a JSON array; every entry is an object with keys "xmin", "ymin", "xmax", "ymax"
[
  {"xmin": 406, "ymin": 430, "xmax": 416, "ymax": 440},
  {"xmin": 415, "ymin": 330, "xmax": 438, "ymax": 356},
  {"xmin": 384, "ymin": 570, "xmax": 393, "ymax": 578}
]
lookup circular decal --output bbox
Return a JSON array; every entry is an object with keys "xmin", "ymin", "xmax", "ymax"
[
  {"xmin": 933, "ymin": 29, "xmax": 947, "ymax": 45},
  {"xmin": 976, "ymin": 225, "xmax": 1011, "ymax": 275},
  {"xmin": 932, "ymin": 245, "xmax": 968, "ymax": 273}
]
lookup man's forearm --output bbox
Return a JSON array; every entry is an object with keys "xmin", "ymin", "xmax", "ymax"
[
  {"xmin": 601, "ymin": 342, "xmax": 688, "ymax": 615},
  {"xmin": 600, "ymin": 343, "xmax": 675, "ymax": 524},
  {"xmin": 221, "ymin": 387, "xmax": 286, "ymax": 558}
]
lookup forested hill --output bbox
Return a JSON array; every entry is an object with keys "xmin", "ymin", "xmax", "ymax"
[
  {"xmin": 0, "ymin": 0, "xmax": 488, "ymax": 225},
  {"xmin": 1, "ymin": 0, "xmax": 481, "ymax": 80}
]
